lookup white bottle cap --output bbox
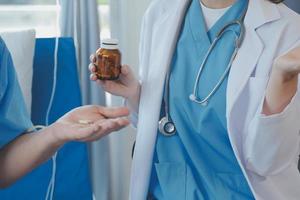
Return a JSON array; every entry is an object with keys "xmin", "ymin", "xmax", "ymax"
[{"xmin": 101, "ymin": 38, "xmax": 119, "ymax": 49}]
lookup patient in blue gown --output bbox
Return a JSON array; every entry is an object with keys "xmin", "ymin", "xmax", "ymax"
[{"xmin": 0, "ymin": 37, "xmax": 130, "ymax": 188}]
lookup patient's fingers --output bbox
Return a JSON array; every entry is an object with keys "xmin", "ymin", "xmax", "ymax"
[
  {"xmin": 81, "ymin": 118, "xmax": 129, "ymax": 142},
  {"xmin": 73, "ymin": 123, "xmax": 101, "ymax": 140}
]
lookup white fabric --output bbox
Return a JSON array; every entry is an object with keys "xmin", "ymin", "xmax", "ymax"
[
  {"xmin": 109, "ymin": 0, "xmax": 151, "ymax": 199},
  {"xmin": 129, "ymin": 0, "xmax": 300, "ymax": 199},
  {"xmin": 59, "ymin": 1, "xmax": 108, "ymax": 199},
  {"xmin": 200, "ymin": 1, "xmax": 231, "ymax": 30},
  {"xmin": 59, "ymin": 0, "xmax": 151, "ymax": 199},
  {"xmin": 0, "ymin": 29, "xmax": 36, "ymax": 115}
]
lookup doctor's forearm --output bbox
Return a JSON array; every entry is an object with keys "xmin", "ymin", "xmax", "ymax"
[
  {"xmin": 263, "ymin": 70, "xmax": 298, "ymax": 115},
  {"xmin": 0, "ymin": 127, "xmax": 63, "ymax": 188},
  {"xmin": 126, "ymin": 84, "xmax": 141, "ymax": 114}
]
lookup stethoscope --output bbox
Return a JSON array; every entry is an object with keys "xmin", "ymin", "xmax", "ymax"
[{"xmin": 159, "ymin": 3, "xmax": 248, "ymax": 137}]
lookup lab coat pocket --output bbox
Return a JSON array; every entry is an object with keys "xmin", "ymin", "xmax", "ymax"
[
  {"xmin": 216, "ymin": 173, "xmax": 254, "ymax": 199},
  {"xmin": 243, "ymin": 77, "xmax": 269, "ymax": 130},
  {"xmin": 247, "ymin": 76, "xmax": 269, "ymax": 111},
  {"xmin": 155, "ymin": 162, "xmax": 186, "ymax": 200},
  {"xmin": 243, "ymin": 77, "xmax": 269, "ymax": 157}
]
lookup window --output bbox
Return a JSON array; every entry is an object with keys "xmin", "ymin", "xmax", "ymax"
[
  {"xmin": 0, "ymin": 0, "xmax": 110, "ymax": 39},
  {"xmin": 0, "ymin": 0, "xmax": 57, "ymax": 37},
  {"xmin": 0, "ymin": 0, "xmax": 55, "ymax": 4},
  {"xmin": 98, "ymin": 0, "xmax": 110, "ymax": 39}
]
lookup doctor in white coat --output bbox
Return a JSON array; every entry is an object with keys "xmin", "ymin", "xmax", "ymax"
[{"xmin": 90, "ymin": 0, "xmax": 300, "ymax": 199}]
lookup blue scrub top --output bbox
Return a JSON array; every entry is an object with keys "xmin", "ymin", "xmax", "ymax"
[
  {"xmin": 0, "ymin": 37, "xmax": 33, "ymax": 149},
  {"xmin": 149, "ymin": 0, "xmax": 254, "ymax": 199}
]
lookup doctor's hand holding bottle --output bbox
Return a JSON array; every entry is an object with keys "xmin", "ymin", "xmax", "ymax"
[{"xmin": 89, "ymin": 54, "xmax": 141, "ymax": 113}]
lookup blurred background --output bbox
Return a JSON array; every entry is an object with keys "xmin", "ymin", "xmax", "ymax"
[{"xmin": 0, "ymin": 0, "xmax": 299, "ymax": 200}]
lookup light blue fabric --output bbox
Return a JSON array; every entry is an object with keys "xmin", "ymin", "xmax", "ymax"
[
  {"xmin": 149, "ymin": 0, "xmax": 254, "ymax": 199},
  {"xmin": 0, "ymin": 37, "xmax": 33, "ymax": 149}
]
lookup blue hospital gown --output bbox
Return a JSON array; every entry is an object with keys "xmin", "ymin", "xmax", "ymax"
[{"xmin": 0, "ymin": 37, "xmax": 33, "ymax": 148}]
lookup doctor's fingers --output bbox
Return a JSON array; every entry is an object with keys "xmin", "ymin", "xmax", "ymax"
[
  {"xmin": 89, "ymin": 63, "xmax": 97, "ymax": 72},
  {"xmin": 119, "ymin": 65, "xmax": 138, "ymax": 85},
  {"xmin": 89, "ymin": 54, "xmax": 97, "ymax": 64},
  {"xmin": 96, "ymin": 80, "xmax": 129, "ymax": 97},
  {"xmin": 90, "ymin": 73, "xmax": 98, "ymax": 81},
  {"xmin": 79, "ymin": 118, "xmax": 130, "ymax": 142},
  {"xmin": 97, "ymin": 106, "xmax": 130, "ymax": 119},
  {"xmin": 89, "ymin": 63, "xmax": 98, "ymax": 81}
]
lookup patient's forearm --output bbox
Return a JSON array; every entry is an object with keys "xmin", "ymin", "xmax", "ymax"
[{"xmin": 0, "ymin": 127, "xmax": 63, "ymax": 188}]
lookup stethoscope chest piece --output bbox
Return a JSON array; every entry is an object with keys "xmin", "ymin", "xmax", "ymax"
[{"xmin": 159, "ymin": 116, "xmax": 176, "ymax": 136}]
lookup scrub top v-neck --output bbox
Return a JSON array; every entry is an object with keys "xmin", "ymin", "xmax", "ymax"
[{"xmin": 148, "ymin": 0, "xmax": 254, "ymax": 199}]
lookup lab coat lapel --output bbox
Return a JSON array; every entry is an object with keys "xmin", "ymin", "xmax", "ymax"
[
  {"xmin": 227, "ymin": 0, "xmax": 280, "ymax": 115},
  {"xmin": 226, "ymin": 0, "xmax": 280, "ymax": 156},
  {"xmin": 130, "ymin": 0, "xmax": 191, "ymax": 199},
  {"xmin": 147, "ymin": 1, "xmax": 191, "ymax": 83}
]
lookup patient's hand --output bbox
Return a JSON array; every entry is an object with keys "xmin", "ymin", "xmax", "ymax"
[{"xmin": 49, "ymin": 105, "xmax": 130, "ymax": 144}]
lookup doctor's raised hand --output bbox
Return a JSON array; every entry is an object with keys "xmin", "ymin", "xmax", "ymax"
[
  {"xmin": 89, "ymin": 54, "xmax": 141, "ymax": 113},
  {"xmin": 264, "ymin": 46, "xmax": 300, "ymax": 115}
]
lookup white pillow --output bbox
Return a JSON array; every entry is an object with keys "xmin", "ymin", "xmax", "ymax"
[{"xmin": 0, "ymin": 29, "xmax": 36, "ymax": 116}]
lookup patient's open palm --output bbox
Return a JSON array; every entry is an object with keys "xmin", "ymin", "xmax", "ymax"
[{"xmin": 51, "ymin": 105, "xmax": 130, "ymax": 143}]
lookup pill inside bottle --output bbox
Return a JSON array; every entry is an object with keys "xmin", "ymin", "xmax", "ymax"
[{"xmin": 95, "ymin": 39, "xmax": 121, "ymax": 80}]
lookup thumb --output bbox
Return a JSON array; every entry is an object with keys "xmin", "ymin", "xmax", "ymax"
[{"xmin": 120, "ymin": 65, "xmax": 137, "ymax": 85}]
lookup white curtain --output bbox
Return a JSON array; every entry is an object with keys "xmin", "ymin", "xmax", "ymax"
[
  {"xmin": 59, "ymin": 0, "xmax": 151, "ymax": 199},
  {"xmin": 59, "ymin": 1, "xmax": 110, "ymax": 200},
  {"xmin": 108, "ymin": 0, "xmax": 151, "ymax": 199}
]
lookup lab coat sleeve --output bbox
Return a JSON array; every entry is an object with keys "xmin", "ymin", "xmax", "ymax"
[
  {"xmin": 244, "ymin": 41, "xmax": 300, "ymax": 176},
  {"xmin": 124, "ymin": 97, "xmax": 139, "ymax": 128}
]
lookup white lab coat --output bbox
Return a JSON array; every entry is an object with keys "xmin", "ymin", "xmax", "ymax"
[{"xmin": 129, "ymin": 0, "xmax": 300, "ymax": 199}]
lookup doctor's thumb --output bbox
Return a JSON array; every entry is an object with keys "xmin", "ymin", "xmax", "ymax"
[
  {"xmin": 121, "ymin": 65, "xmax": 131, "ymax": 76},
  {"xmin": 120, "ymin": 65, "xmax": 137, "ymax": 82}
]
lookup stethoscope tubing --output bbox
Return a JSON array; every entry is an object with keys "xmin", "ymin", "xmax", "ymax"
[
  {"xmin": 190, "ymin": 26, "xmax": 241, "ymax": 105},
  {"xmin": 159, "ymin": 2, "xmax": 248, "ymax": 136}
]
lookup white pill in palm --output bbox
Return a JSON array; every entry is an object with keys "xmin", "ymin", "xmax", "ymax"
[{"xmin": 78, "ymin": 120, "xmax": 93, "ymax": 125}]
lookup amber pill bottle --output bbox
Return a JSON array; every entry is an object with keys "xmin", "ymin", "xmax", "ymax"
[{"xmin": 95, "ymin": 39, "xmax": 121, "ymax": 80}]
